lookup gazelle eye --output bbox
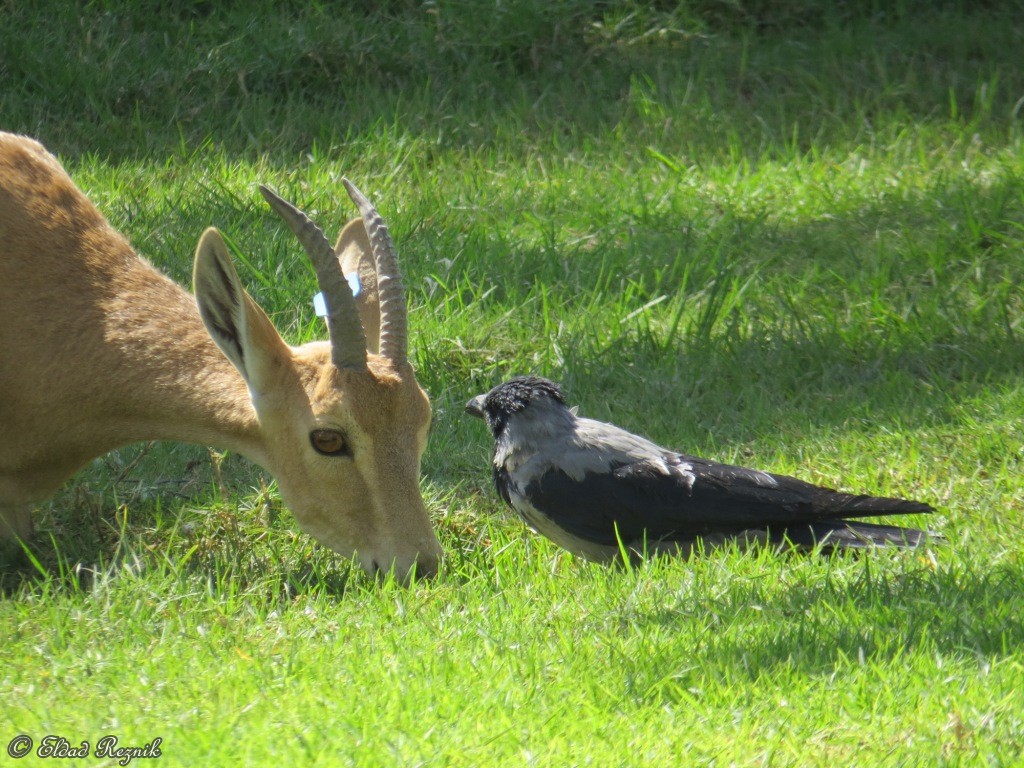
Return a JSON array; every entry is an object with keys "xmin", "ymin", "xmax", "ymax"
[{"xmin": 310, "ymin": 429, "xmax": 348, "ymax": 457}]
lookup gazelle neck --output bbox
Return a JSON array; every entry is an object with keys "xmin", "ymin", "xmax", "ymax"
[{"xmin": 99, "ymin": 263, "xmax": 266, "ymax": 464}]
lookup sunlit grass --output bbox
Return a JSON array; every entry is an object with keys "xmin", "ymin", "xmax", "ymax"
[{"xmin": 2, "ymin": 1, "xmax": 1023, "ymax": 765}]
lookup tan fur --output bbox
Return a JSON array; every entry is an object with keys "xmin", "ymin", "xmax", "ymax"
[{"xmin": 0, "ymin": 133, "xmax": 442, "ymax": 580}]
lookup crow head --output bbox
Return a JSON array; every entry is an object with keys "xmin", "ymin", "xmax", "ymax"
[{"xmin": 466, "ymin": 376, "xmax": 567, "ymax": 438}]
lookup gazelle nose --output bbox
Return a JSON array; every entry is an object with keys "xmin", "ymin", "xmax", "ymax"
[
  {"xmin": 396, "ymin": 551, "xmax": 440, "ymax": 583},
  {"xmin": 367, "ymin": 550, "xmax": 441, "ymax": 584},
  {"xmin": 412, "ymin": 552, "xmax": 440, "ymax": 580}
]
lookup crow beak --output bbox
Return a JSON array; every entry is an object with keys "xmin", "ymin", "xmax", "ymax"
[{"xmin": 465, "ymin": 394, "xmax": 486, "ymax": 419}]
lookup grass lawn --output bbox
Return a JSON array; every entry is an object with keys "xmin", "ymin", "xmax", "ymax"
[{"xmin": 2, "ymin": 1, "xmax": 1023, "ymax": 765}]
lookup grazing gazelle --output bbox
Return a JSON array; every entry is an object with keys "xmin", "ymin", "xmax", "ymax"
[{"xmin": 0, "ymin": 132, "xmax": 443, "ymax": 580}]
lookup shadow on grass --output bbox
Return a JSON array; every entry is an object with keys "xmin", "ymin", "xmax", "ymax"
[
  {"xmin": 0, "ymin": 532, "xmax": 358, "ymax": 602},
  {"xmin": 0, "ymin": 448, "xmax": 358, "ymax": 601},
  {"xmin": 442, "ymin": 169, "xmax": 1024, "ymax": 448},
  {"xmin": 609, "ymin": 554, "xmax": 1024, "ymax": 702},
  {"xmin": 564, "ymin": 326, "xmax": 1024, "ymax": 449},
  {"xmin": 4, "ymin": 3, "xmax": 1021, "ymax": 163}
]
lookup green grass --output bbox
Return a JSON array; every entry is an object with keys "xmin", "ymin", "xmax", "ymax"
[{"xmin": 2, "ymin": 1, "xmax": 1024, "ymax": 765}]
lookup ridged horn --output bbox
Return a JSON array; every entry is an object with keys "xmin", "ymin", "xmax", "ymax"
[
  {"xmin": 342, "ymin": 178, "xmax": 408, "ymax": 368},
  {"xmin": 259, "ymin": 185, "xmax": 367, "ymax": 370}
]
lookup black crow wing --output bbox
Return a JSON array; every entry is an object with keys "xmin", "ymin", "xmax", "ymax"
[{"xmin": 521, "ymin": 454, "xmax": 931, "ymax": 547}]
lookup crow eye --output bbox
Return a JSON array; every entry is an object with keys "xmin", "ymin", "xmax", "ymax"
[{"xmin": 310, "ymin": 429, "xmax": 348, "ymax": 457}]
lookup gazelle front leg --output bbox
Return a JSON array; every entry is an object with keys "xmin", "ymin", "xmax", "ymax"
[{"xmin": 0, "ymin": 502, "xmax": 34, "ymax": 544}]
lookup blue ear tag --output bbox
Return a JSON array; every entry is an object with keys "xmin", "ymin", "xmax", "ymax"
[
  {"xmin": 313, "ymin": 292, "xmax": 328, "ymax": 317},
  {"xmin": 346, "ymin": 272, "xmax": 362, "ymax": 297},
  {"xmin": 313, "ymin": 273, "xmax": 362, "ymax": 318}
]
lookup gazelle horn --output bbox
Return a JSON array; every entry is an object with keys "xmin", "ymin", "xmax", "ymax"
[
  {"xmin": 259, "ymin": 185, "xmax": 368, "ymax": 370},
  {"xmin": 342, "ymin": 178, "xmax": 409, "ymax": 368}
]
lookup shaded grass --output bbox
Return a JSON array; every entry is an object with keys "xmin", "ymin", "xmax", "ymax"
[
  {"xmin": 1, "ymin": 1, "xmax": 1024, "ymax": 765},
  {"xmin": 3, "ymin": 1, "xmax": 1022, "ymax": 159}
]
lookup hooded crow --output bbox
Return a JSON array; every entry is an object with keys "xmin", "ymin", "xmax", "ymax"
[{"xmin": 466, "ymin": 376, "xmax": 937, "ymax": 562}]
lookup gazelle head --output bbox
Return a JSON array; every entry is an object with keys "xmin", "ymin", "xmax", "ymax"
[{"xmin": 192, "ymin": 180, "xmax": 443, "ymax": 581}]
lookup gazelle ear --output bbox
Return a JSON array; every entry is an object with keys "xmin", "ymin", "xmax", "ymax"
[
  {"xmin": 193, "ymin": 228, "xmax": 290, "ymax": 392},
  {"xmin": 335, "ymin": 218, "xmax": 380, "ymax": 355}
]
